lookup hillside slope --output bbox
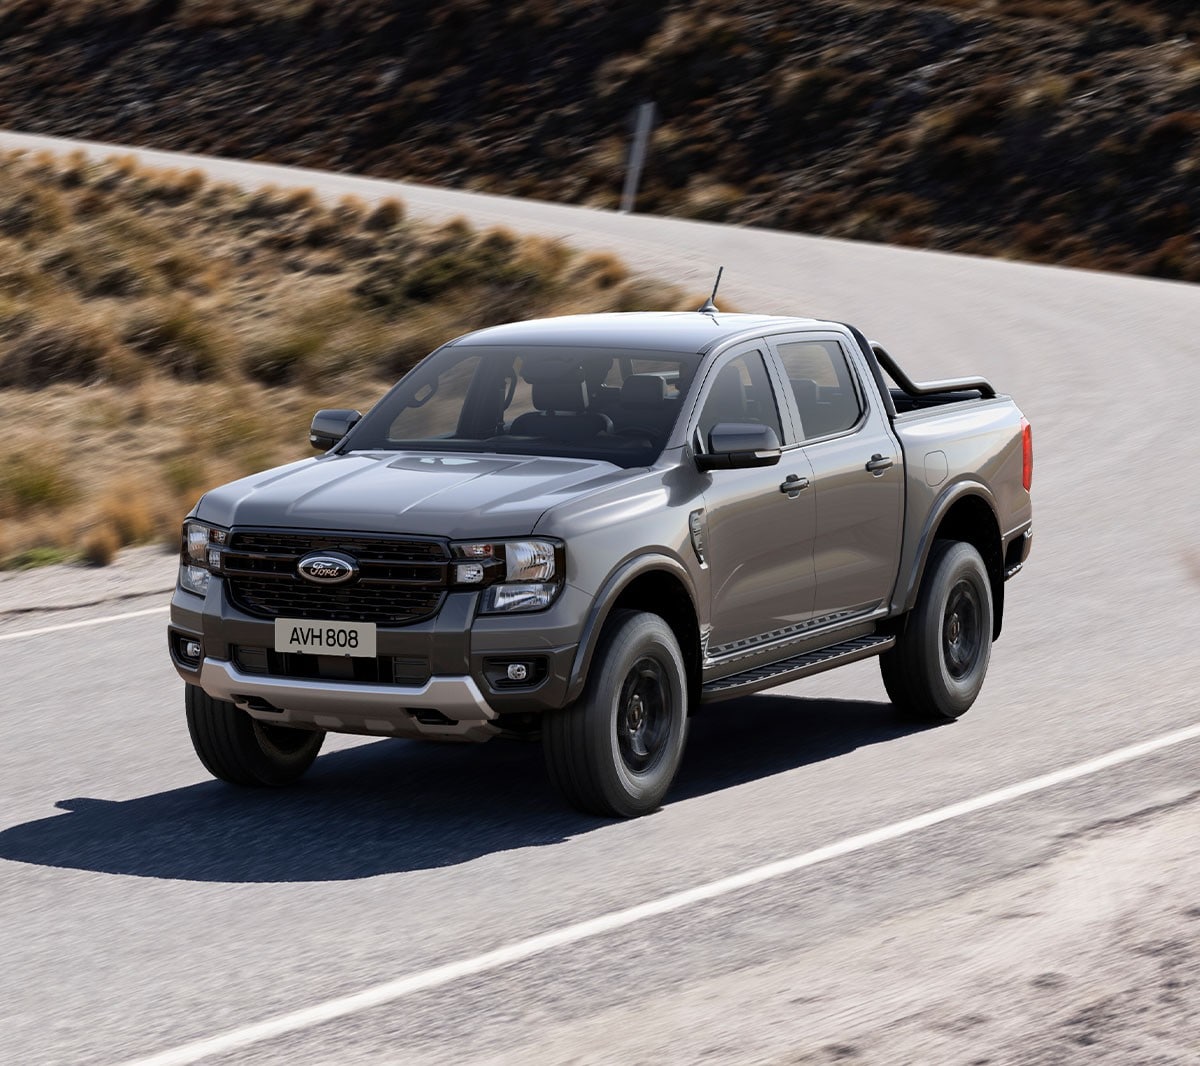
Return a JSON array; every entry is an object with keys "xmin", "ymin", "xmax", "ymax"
[{"xmin": 1, "ymin": 0, "xmax": 1198, "ymax": 277}]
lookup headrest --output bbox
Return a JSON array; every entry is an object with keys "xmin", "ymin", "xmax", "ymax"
[
  {"xmin": 532, "ymin": 379, "xmax": 589, "ymax": 413},
  {"xmin": 522, "ymin": 358, "xmax": 582, "ymax": 385},
  {"xmin": 792, "ymin": 378, "xmax": 818, "ymax": 405},
  {"xmin": 621, "ymin": 374, "xmax": 667, "ymax": 405}
]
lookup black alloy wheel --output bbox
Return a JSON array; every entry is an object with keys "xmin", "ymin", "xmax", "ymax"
[
  {"xmin": 942, "ymin": 579, "xmax": 983, "ymax": 681},
  {"xmin": 616, "ymin": 656, "xmax": 672, "ymax": 774}
]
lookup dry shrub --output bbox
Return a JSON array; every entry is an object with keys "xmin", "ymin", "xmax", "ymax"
[
  {"xmin": 241, "ymin": 323, "xmax": 328, "ymax": 385},
  {"xmin": 242, "ymin": 184, "xmax": 317, "ymax": 220},
  {"xmin": 364, "ymin": 197, "xmax": 406, "ymax": 231},
  {"xmin": 80, "ymin": 523, "xmax": 120, "ymax": 567},
  {"xmin": 614, "ymin": 279, "xmax": 680, "ymax": 312},
  {"xmin": 679, "ymin": 179, "xmax": 743, "ymax": 221},
  {"xmin": 121, "ymin": 297, "xmax": 232, "ymax": 380},
  {"xmin": 0, "ymin": 314, "xmax": 129, "ymax": 388},
  {"xmin": 162, "ymin": 453, "xmax": 211, "ymax": 499},
  {"xmin": 0, "ymin": 185, "xmax": 70, "ymax": 239},
  {"xmin": 571, "ymin": 251, "xmax": 629, "ymax": 289},
  {"xmin": 38, "ymin": 229, "xmax": 162, "ymax": 299},
  {"xmin": 96, "ymin": 482, "xmax": 159, "ymax": 545},
  {"xmin": 332, "ymin": 195, "xmax": 368, "ymax": 228},
  {"xmin": 280, "ymin": 186, "xmax": 319, "ymax": 213},
  {"xmin": 1140, "ymin": 111, "xmax": 1200, "ymax": 150},
  {"xmin": 0, "ymin": 451, "xmax": 78, "ymax": 517}
]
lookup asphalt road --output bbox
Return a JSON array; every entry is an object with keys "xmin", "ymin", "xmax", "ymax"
[{"xmin": 1, "ymin": 130, "xmax": 1198, "ymax": 1065}]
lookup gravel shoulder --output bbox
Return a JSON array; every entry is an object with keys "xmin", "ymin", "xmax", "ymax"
[
  {"xmin": 491, "ymin": 795, "xmax": 1200, "ymax": 1065},
  {"xmin": 0, "ymin": 544, "xmax": 176, "ymax": 623}
]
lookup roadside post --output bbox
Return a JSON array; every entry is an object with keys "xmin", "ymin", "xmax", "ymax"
[{"xmin": 620, "ymin": 101, "xmax": 656, "ymax": 214}]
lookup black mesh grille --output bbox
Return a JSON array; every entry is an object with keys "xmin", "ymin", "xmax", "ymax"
[
  {"xmin": 232, "ymin": 645, "xmax": 432, "ymax": 685},
  {"xmin": 223, "ymin": 529, "xmax": 449, "ymax": 626}
]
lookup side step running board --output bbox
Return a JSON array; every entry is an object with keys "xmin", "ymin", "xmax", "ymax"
[{"xmin": 701, "ymin": 634, "xmax": 896, "ymax": 703}]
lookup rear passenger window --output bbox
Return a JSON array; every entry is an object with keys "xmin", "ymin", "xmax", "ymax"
[{"xmin": 776, "ymin": 340, "xmax": 862, "ymax": 440}]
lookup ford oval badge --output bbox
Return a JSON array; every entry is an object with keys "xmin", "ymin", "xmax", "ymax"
[{"xmin": 297, "ymin": 550, "xmax": 358, "ymax": 585}]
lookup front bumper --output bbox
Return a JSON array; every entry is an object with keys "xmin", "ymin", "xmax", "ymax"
[{"xmin": 169, "ymin": 571, "xmax": 589, "ymax": 737}]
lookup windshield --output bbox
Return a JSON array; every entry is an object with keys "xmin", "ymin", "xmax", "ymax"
[{"xmin": 347, "ymin": 345, "xmax": 700, "ymax": 468}]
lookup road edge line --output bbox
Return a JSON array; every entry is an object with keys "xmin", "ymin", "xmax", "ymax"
[{"xmin": 0, "ymin": 606, "xmax": 168, "ymax": 642}]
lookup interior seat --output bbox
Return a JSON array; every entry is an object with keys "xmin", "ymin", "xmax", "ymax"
[
  {"xmin": 614, "ymin": 374, "xmax": 677, "ymax": 438},
  {"xmin": 509, "ymin": 377, "xmax": 613, "ymax": 440}
]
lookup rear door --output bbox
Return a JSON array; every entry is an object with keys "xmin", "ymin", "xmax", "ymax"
[
  {"xmin": 695, "ymin": 344, "xmax": 817, "ymax": 654},
  {"xmin": 766, "ymin": 332, "xmax": 903, "ymax": 620}
]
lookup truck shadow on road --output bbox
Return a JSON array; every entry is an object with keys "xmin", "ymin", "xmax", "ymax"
[{"xmin": 0, "ymin": 696, "xmax": 928, "ymax": 882}]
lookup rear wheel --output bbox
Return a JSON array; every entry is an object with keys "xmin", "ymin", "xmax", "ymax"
[
  {"xmin": 543, "ymin": 610, "xmax": 688, "ymax": 818},
  {"xmin": 880, "ymin": 540, "xmax": 993, "ymax": 722},
  {"xmin": 185, "ymin": 685, "xmax": 324, "ymax": 786}
]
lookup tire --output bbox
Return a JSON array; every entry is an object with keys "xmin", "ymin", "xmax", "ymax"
[
  {"xmin": 185, "ymin": 685, "xmax": 325, "ymax": 787},
  {"xmin": 880, "ymin": 540, "xmax": 993, "ymax": 722},
  {"xmin": 543, "ymin": 610, "xmax": 689, "ymax": 818}
]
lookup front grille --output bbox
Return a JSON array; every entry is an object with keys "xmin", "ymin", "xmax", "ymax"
[{"xmin": 223, "ymin": 529, "xmax": 449, "ymax": 626}]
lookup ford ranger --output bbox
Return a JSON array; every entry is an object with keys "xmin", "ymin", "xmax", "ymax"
[{"xmin": 168, "ymin": 309, "xmax": 1033, "ymax": 817}]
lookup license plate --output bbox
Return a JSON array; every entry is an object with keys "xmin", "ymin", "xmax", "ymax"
[{"xmin": 274, "ymin": 618, "xmax": 377, "ymax": 657}]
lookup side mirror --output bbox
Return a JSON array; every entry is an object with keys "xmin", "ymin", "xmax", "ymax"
[
  {"xmin": 309, "ymin": 409, "xmax": 362, "ymax": 451},
  {"xmin": 695, "ymin": 423, "xmax": 782, "ymax": 471}
]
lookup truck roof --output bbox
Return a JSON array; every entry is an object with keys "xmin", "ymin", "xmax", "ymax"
[{"xmin": 449, "ymin": 311, "xmax": 835, "ymax": 355}]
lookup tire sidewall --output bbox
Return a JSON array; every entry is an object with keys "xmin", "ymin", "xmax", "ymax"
[
  {"xmin": 917, "ymin": 542, "xmax": 993, "ymax": 717},
  {"xmin": 249, "ymin": 719, "xmax": 325, "ymax": 784},
  {"xmin": 586, "ymin": 613, "xmax": 688, "ymax": 816}
]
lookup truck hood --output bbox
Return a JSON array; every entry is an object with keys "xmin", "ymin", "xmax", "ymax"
[{"xmin": 195, "ymin": 451, "xmax": 638, "ymax": 539}]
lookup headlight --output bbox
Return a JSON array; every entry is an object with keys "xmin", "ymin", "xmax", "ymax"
[
  {"xmin": 451, "ymin": 538, "xmax": 563, "ymax": 613},
  {"xmin": 178, "ymin": 520, "xmax": 228, "ymax": 596}
]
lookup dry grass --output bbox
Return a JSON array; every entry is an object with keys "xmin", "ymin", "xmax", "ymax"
[{"xmin": 0, "ymin": 148, "xmax": 693, "ymax": 567}]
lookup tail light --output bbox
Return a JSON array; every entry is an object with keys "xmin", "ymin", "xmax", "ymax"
[{"xmin": 1021, "ymin": 418, "xmax": 1033, "ymax": 491}]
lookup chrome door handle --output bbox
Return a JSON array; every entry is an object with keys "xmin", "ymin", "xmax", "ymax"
[
  {"xmin": 779, "ymin": 474, "xmax": 810, "ymax": 497},
  {"xmin": 865, "ymin": 454, "xmax": 894, "ymax": 474}
]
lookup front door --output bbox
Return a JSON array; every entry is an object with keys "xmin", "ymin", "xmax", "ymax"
[{"xmin": 696, "ymin": 346, "xmax": 817, "ymax": 656}]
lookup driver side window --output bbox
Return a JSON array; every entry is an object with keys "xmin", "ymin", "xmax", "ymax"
[{"xmin": 696, "ymin": 350, "xmax": 783, "ymax": 450}]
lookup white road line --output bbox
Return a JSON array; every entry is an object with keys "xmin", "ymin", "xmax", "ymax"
[
  {"xmin": 118, "ymin": 719, "xmax": 1200, "ymax": 1066},
  {"xmin": 0, "ymin": 605, "xmax": 168, "ymax": 642}
]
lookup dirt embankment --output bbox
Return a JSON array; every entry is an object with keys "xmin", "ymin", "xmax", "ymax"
[
  {"xmin": 0, "ymin": 147, "xmax": 684, "ymax": 568},
  {"xmin": 1, "ymin": 1, "xmax": 1199, "ymax": 279}
]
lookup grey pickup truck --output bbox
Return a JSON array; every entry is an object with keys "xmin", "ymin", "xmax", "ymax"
[{"xmin": 169, "ymin": 309, "xmax": 1033, "ymax": 817}]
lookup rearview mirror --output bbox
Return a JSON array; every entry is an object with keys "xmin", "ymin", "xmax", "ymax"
[
  {"xmin": 695, "ymin": 423, "xmax": 782, "ymax": 471},
  {"xmin": 309, "ymin": 409, "xmax": 362, "ymax": 451}
]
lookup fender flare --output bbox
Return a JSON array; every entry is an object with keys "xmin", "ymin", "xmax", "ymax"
[
  {"xmin": 898, "ymin": 479, "xmax": 1002, "ymax": 617},
  {"xmin": 565, "ymin": 552, "xmax": 699, "ymax": 704}
]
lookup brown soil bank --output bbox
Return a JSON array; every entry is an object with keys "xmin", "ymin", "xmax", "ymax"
[{"xmin": 1, "ymin": 1, "xmax": 1199, "ymax": 279}]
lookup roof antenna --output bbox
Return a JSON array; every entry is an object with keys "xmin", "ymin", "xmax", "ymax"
[{"xmin": 697, "ymin": 266, "xmax": 724, "ymax": 315}]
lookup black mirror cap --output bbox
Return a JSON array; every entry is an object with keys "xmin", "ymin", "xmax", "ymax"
[
  {"xmin": 309, "ymin": 409, "xmax": 362, "ymax": 451},
  {"xmin": 696, "ymin": 423, "xmax": 782, "ymax": 471}
]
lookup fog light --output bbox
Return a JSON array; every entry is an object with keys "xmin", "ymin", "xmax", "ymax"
[
  {"xmin": 506, "ymin": 663, "xmax": 528, "ymax": 682},
  {"xmin": 184, "ymin": 640, "xmax": 202, "ymax": 661}
]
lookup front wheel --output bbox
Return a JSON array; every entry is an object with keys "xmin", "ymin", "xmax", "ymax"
[
  {"xmin": 185, "ymin": 685, "xmax": 325, "ymax": 786},
  {"xmin": 543, "ymin": 610, "xmax": 688, "ymax": 818},
  {"xmin": 880, "ymin": 540, "xmax": 993, "ymax": 722}
]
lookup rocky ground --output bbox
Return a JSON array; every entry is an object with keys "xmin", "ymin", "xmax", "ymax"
[{"xmin": 1, "ymin": 1, "xmax": 1198, "ymax": 279}]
